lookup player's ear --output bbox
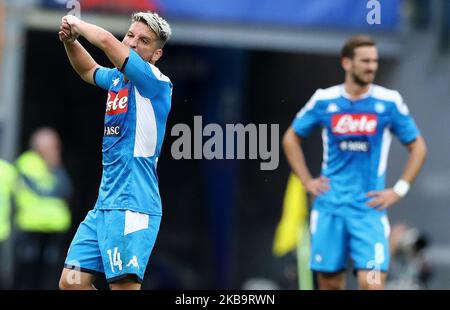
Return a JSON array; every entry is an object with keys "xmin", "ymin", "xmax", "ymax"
[
  {"xmin": 152, "ymin": 49, "xmax": 163, "ymax": 63},
  {"xmin": 341, "ymin": 57, "xmax": 352, "ymax": 71}
]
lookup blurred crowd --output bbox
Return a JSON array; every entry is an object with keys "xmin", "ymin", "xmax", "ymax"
[{"xmin": 0, "ymin": 127, "xmax": 72, "ymax": 289}]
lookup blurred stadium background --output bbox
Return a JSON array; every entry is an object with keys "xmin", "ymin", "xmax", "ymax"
[{"xmin": 0, "ymin": 0, "xmax": 449, "ymax": 289}]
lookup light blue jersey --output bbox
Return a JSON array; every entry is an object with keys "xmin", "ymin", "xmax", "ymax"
[
  {"xmin": 291, "ymin": 84, "xmax": 420, "ymax": 273},
  {"xmin": 64, "ymin": 49, "xmax": 171, "ymax": 282},
  {"xmin": 93, "ymin": 48, "xmax": 172, "ymax": 215},
  {"xmin": 292, "ymin": 84, "xmax": 419, "ymax": 214}
]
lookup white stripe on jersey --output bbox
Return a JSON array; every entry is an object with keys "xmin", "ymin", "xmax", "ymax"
[
  {"xmin": 377, "ymin": 128, "xmax": 392, "ymax": 176},
  {"xmin": 133, "ymin": 87, "xmax": 158, "ymax": 157},
  {"xmin": 321, "ymin": 128, "xmax": 329, "ymax": 170},
  {"xmin": 149, "ymin": 62, "xmax": 171, "ymax": 83},
  {"xmin": 296, "ymin": 85, "xmax": 341, "ymax": 119},
  {"xmin": 372, "ymin": 85, "xmax": 410, "ymax": 115}
]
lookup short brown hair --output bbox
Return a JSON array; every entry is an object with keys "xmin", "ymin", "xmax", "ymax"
[{"xmin": 341, "ymin": 35, "xmax": 376, "ymax": 59}]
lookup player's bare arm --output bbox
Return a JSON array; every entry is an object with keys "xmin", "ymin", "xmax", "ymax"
[
  {"xmin": 282, "ymin": 127, "xmax": 330, "ymax": 196},
  {"xmin": 367, "ymin": 135, "xmax": 427, "ymax": 209},
  {"xmin": 400, "ymin": 135, "xmax": 428, "ymax": 183},
  {"xmin": 59, "ymin": 19, "xmax": 100, "ymax": 85},
  {"xmin": 63, "ymin": 15, "xmax": 129, "ymax": 71}
]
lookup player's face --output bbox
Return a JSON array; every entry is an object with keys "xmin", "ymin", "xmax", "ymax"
[
  {"xmin": 34, "ymin": 131, "xmax": 61, "ymax": 168},
  {"xmin": 122, "ymin": 21, "xmax": 162, "ymax": 64},
  {"xmin": 348, "ymin": 46, "xmax": 378, "ymax": 86}
]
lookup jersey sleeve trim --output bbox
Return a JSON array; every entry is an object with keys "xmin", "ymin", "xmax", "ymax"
[
  {"xmin": 93, "ymin": 67, "xmax": 101, "ymax": 87},
  {"xmin": 401, "ymin": 136, "xmax": 419, "ymax": 145},
  {"xmin": 120, "ymin": 57, "xmax": 129, "ymax": 73}
]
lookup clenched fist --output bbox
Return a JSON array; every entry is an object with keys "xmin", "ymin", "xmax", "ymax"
[{"xmin": 58, "ymin": 16, "xmax": 79, "ymax": 43}]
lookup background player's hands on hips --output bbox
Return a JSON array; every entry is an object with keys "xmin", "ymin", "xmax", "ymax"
[
  {"xmin": 306, "ymin": 176, "xmax": 330, "ymax": 196},
  {"xmin": 58, "ymin": 16, "xmax": 79, "ymax": 43},
  {"xmin": 366, "ymin": 189, "xmax": 401, "ymax": 210}
]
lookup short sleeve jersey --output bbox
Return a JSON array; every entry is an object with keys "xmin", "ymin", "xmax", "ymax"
[
  {"xmin": 292, "ymin": 84, "xmax": 420, "ymax": 210},
  {"xmin": 93, "ymin": 49, "xmax": 172, "ymax": 215}
]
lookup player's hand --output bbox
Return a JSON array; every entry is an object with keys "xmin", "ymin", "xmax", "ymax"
[
  {"xmin": 59, "ymin": 19, "xmax": 78, "ymax": 43},
  {"xmin": 60, "ymin": 15, "xmax": 80, "ymax": 42},
  {"xmin": 62, "ymin": 15, "xmax": 80, "ymax": 30},
  {"xmin": 59, "ymin": 22, "xmax": 75, "ymax": 43},
  {"xmin": 366, "ymin": 189, "xmax": 401, "ymax": 210},
  {"xmin": 305, "ymin": 176, "xmax": 330, "ymax": 196},
  {"xmin": 58, "ymin": 30, "xmax": 70, "ymax": 43}
]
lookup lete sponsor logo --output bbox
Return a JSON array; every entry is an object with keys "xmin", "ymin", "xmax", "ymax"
[
  {"xmin": 106, "ymin": 88, "xmax": 128, "ymax": 115},
  {"xmin": 332, "ymin": 114, "xmax": 377, "ymax": 135}
]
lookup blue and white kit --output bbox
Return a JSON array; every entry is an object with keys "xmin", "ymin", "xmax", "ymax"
[
  {"xmin": 291, "ymin": 84, "xmax": 420, "ymax": 273},
  {"xmin": 65, "ymin": 49, "xmax": 172, "ymax": 282}
]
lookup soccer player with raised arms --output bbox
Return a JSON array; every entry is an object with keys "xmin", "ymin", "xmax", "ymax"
[
  {"xmin": 58, "ymin": 12, "xmax": 172, "ymax": 290},
  {"xmin": 283, "ymin": 35, "xmax": 427, "ymax": 289}
]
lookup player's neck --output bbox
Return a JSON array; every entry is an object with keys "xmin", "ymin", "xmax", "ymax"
[{"xmin": 343, "ymin": 81, "xmax": 372, "ymax": 100}]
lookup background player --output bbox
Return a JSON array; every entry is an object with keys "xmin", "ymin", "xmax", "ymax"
[
  {"xmin": 57, "ymin": 12, "xmax": 172, "ymax": 290},
  {"xmin": 282, "ymin": 35, "xmax": 427, "ymax": 289}
]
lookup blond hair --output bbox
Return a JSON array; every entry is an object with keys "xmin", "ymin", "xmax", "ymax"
[{"xmin": 132, "ymin": 11, "xmax": 172, "ymax": 48}]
